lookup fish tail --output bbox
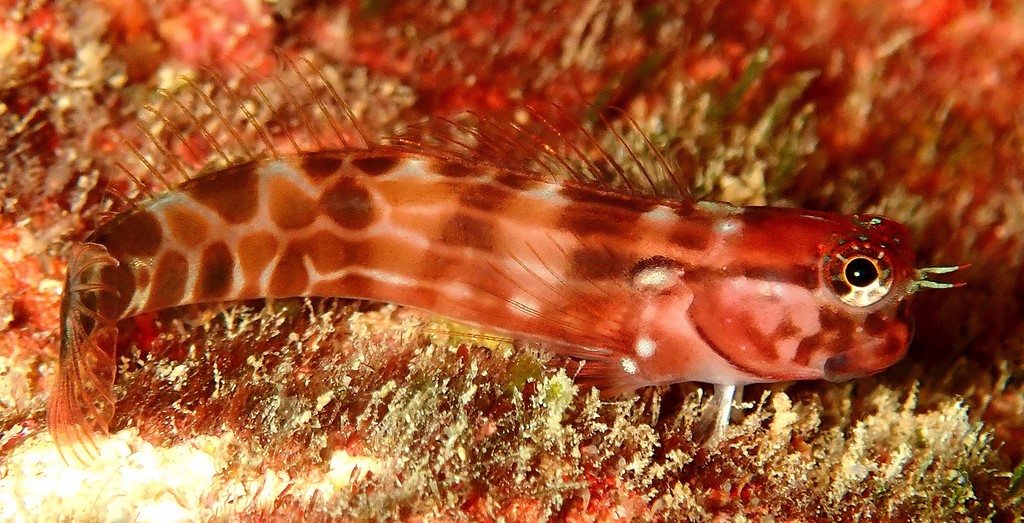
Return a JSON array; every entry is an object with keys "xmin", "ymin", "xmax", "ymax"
[{"xmin": 48, "ymin": 242, "xmax": 120, "ymax": 464}]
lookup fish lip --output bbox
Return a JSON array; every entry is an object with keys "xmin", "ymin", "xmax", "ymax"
[{"xmin": 823, "ymin": 353, "xmax": 862, "ymax": 382}]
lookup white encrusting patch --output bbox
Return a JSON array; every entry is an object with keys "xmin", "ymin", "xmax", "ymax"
[
  {"xmin": 441, "ymin": 282, "xmax": 474, "ymax": 301},
  {"xmin": 388, "ymin": 227, "xmax": 433, "ymax": 250},
  {"xmin": 642, "ymin": 205, "xmax": 677, "ymax": 223},
  {"xmin": 634, "ymin": 336, "xmax": 656, "ymax": 358},
  {"xmin": 696, "ymin": 200, "xmax": 742, "ymax": 216},
  {"xmin": 360, "ymin": 268, "xmax": 418, "ymax": 288},
  {"xmin": 632, "ymin": 265, "xmax": 679, "ymax": 292},
  {"xmin": 758, "ymin": 281, "xmax": 785, "ymax": 299},
  {"xmin": 316, "ymin": 267, "xmax": 418, "ymax": 289},
  {"xmin": 260, "ymin": 159, "xmax": 307, "ymax": 187},
  {"xmin": 525, "ymin": 185, "xmax": 571, "ymax": 206},
  {"xmin": 621, "ymin": 357, "xmax": 639, "ymax": 375},
  {"xmin": 716, "ymin": 218, "xmax": 742, "ymax": 235}
]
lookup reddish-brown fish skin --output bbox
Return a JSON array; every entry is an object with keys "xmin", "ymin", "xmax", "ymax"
[{"xmin": 49, "ymin": 147, "xmax": 930, "ymax": 458}]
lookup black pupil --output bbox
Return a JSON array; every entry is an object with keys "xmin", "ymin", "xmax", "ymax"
[{"xmin": 845, "ymin": 257, "xmax": 879, "ymax": 287}]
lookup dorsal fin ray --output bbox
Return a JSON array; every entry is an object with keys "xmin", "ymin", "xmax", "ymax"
[
  {"xmin": 387, "ymin": 103, "xmax": 693, "ymax": 200},
  {"xmin": 104, "ymin": 53, "xmax": 688, "ymax": 215},
  {"xmin": 182, "ymin": 74, "xmax": 255, "ymax": 160},
  {"xmin": 217, "ymin": 64, "xmax": 280, "ymax": 158},
  {"xmin": 266, "ymin": 53, "xmax": 322, "ymax": 152},
  {"xmin": 139, "ymin": 105, "xmax": 197, "ymax": 181},
  {"xmin": 610, "ymin": 106, "xmax": 686, "ymax": 199},
  {"xmin": 525, "ymin": 105, "xmax": 602, "ymax": 185},
  {"xmin": 103, "ymin": 53, "xmax": 377, "ymax": 214},
  {"xmin": 594, "ymin": 108, "xmax": 659, "ymax": 196},
  {"xmin": 157, "ymin": 86, "xmax": 231, "ymax": 166},
  {"xmin": 501, "ymin": 116, "xmax": 594, "ymax": 185},
  {"xmin": 124, "ymin": 140, "xmax": 173, "ymax": 191}
]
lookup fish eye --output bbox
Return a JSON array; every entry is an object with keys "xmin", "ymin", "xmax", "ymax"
[
  {"xmin": 845, "ymin": 257, "xmax": 879, "ymax": 287},
  {"xmin": 824, "ymin": 246, "xmax": 893, "ymax": 308}
]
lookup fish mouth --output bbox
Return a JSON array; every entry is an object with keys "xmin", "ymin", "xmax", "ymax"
[{"xmin": 823, "ymin": 353, "xmax": 865, "ymax": 382}]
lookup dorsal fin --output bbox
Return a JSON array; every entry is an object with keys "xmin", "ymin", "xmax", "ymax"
[
  {"xmin": 103, "ymin": 53, "xmax": 390, "ymax": 213},
  {"xmin": 387, "ymin": 103, "xmax": 694, "ymax": 200},
  {"xmin": 104, "ymin": 52, "xmax": 695, "ymax": 220}
]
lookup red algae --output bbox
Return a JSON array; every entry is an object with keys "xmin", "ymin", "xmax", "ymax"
[{"xmin": 0, "ymin": 0, "xmax": 1020, "ymax": 520}]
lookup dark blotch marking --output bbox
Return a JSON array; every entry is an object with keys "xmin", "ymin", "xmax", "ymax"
[
  {"xmin": 300, "ymin": 153, "xmax": 344, "ymax": 179},
  {"xmin": 267, "ymin": 176, "xmax": 318, "ymax": 230},
  {"xmin": 819, "ymin": 306, "xmax": 854, "ymax": 332},
  {"xmin": 95, "ymin": 210, "xmax": 163, "ymax": 258},
  {"xmin": 440, "ymin": 213, "xmax": 495, "ymax": 251},
  {"xmin": 320, "ymin": 178, "xmax": 377, "ymax": 230},
  {"xmin": 269, "ymin": 244, "xmax": 309, "ymax": 296},
  {"xmin": 569, "ymin": 248, "xmax": 626, "ymax": 281},
  {"xmin": 770, "ymin": 318, "xmax": 802, "ymax": 341},
  {"xmin": 237, "ymin": 232, "xmax": 278, "ymax": 288},
  {"xmin": 434, "ymin": 159, "xmax": 478, "ymax": 178},
  {"xmin": 187, "ymin": 162, "xmax": 260, "ymax": 224},
  {"xmin": 557, "ymin": 204, "xmax": 638, "ymax": 238},
  {"xmin": 164, "ymin": 204, "xmax": 210, "ymax": 247},
  {"xmin": 76, "ymin": 267, "xmax": 118, "ymax": 328},
  {"xmin": 454, "ymin": 180, "xmax": 517, "ymax": 212},
  {"xmin": 668, "ymin": 225, "xmax": 712, "ymax": 251},
  {"xmin": 793, "ymin": 331, "xmax": 829, "ymax": 366},
  {"xmin": 353, "ymin": 155, "xmax": 400, "ymax": 176},
  {"xmin": 741, "ymin": 318, "xmax": 782, "ymax": 361},
  {"xmin": 135, "ymin": 267, "xmax": 151, "ymax": 290},
  {"xmin": 863, "ymin": 312, "xmax": 890, "ymax": 336},
  {"xmin": 417, "ymin": 250, "xmax": 459, "ymax": 281},
  {"xmin": 145, "ymin": 251, "xmax": 189, "ymax": 312},
  {"xmin": 196, "ymin": 242, "xmax": 234, "ymax": 301},
  {"xmin": 558, "ymin": 184, "xmax": 658, "ymax": 213},
  {"xmin": 295, "ymin": 231, "xmax": 367, "ymax": 273},
  {"xmin": 819, "ymin": 307, "xmax": 857, "ymax": 354},
  {"xmin": 829, "ymin": 279, "xmax": 852, "ymax": 297},
  {"xmin": 99, "ymin": 263, "xmax": 136, "ymax": 320},
  {"xmin": 494, "ymin": 172, "xmax": 546, "ymax": 191}
]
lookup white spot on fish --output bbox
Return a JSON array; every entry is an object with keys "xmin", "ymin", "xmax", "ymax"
[
  {"xmin": 633, "ymin": 265, "xmax": 679, "ymax": 292},
  {"xmin": 635, "ymin": 337, "xmax": 656, "ymax": 358},
  {"xmin": 621, "ymin": 357, "xmax": 638, "ymax": 375},
  {"xmin": 758, "ymin": 281, "xmax": 785, "ymax": 299},
  {"xmin": 377, "ymin": 157, "xmax": 427, "ymax": 180},
  {"xmin": 643, "ymin": 205, "xmax": 677, "ymax": 223},
  {"xmin": 717, "ymin": 218, "xmax": 741, "ymax": 235},
  {"xmin": 442, "ymin": 282, "xmax": 474, "ymax": 301},
  {"xmin": 527, "ymin": 185, "xmax": 570, "ymax": 205},
  {"xmin": 361, "ymin": 269, "xmax": 417, "ymax": 287},
  {"xmin": 697, "ymin": 200, "xmax": 742, "ymax": 216},
  {"xmin": 260, "ymin": 159, "xmax": 302, "ymax": 181}
]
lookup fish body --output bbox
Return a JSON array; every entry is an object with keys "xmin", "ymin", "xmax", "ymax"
[
  {"xmin": 50, "ymin": 142, "xmax": 959, "ymax": 459},
  {"xmin": 47, "ymin": 59, "xmax": 967, "ymax": 459}
]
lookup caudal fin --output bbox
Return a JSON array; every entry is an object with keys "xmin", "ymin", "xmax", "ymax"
[{"xmin": 48, "ymin": 243, "xmax": 119, "ymax": 464}]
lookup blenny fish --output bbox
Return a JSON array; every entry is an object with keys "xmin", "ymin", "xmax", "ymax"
[{"xmin": 48, "ymin": 62, "xmax": 965, "ymax": 461}]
